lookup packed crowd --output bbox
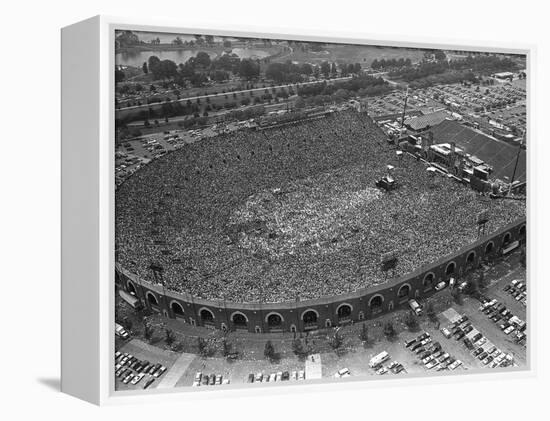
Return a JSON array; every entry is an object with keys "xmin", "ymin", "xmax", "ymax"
[{"xmin": 116, "ymin": 110, "xmax": 525, "ymax": 303}]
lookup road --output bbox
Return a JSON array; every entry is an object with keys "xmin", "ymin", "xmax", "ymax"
[{"xmin": 116, "ymin": 76, "xmax": 353, "ymax": 112}]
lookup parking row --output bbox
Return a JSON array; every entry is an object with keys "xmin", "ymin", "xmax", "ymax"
[
  {"xmin": 404, "ymin": 332, "xmax": 463, "ymax": 371},
  {"xmin": 115, "ymin": 351, "xmax": 167, "ymax": 389},
  {"xmin": 503, "ymin": 279, "xmax": 527, "ymax": 307},
  {"xmin": 192, "ymin": 372, "xmax": 230, "ymax": 387},
  {"xmin": 479, "ymin": 296, "xmax": 527, "ymax": 346},
  {"xmin": 444, "ymin": 314, "xmax": 514, "ymax": 368}
]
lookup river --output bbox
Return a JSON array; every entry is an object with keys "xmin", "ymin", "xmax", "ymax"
[{"xmin": 115, "ymin": 47, "xmax": 270, "ymax": 68}]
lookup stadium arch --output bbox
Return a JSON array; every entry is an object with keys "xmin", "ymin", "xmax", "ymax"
[
  {"xmin": 230, "ymin": 311, "xmax": 248, "ymax": 328},
  {"xmin": 397, "ymin": 283, "xmax": 412, "ymax": 301},
  {"xmin": 265, "ymin": 312, "xmax": 284, "ymax": 328},
  {"xmin": 485, "ymin": 241, "xmax": 495, "ymax": 255},
  {"xmin": 126, "ymin": 280, "xmax": 137, "ymax": 295},
  {"xmin": 445, "ymin": 261, "xmax": 456, "ymax": 277},
  {"xmin": 423, "ymin": 272, "xmax": 435, "ymax": 291},
  {"xmin": 301, "ymin": 309, "xmax": 319, "ymax": 324},
  {"xmin": 170, "ymin": 300, "xmax": 185, "ymax": 317},
  {"xmin": 336, "ymin": 303, "xmax": 353, "ymax": 320},
  {"xmin": 368, "ymin": 294, "xmax": 384, "ymax": 314},
  {"xmin": 146, "ymin": 291, "xmax": 158, "ymax": 307},
  {"xmin": 199, "ymin": 307, "xmax": 215, "ymax": 323}
]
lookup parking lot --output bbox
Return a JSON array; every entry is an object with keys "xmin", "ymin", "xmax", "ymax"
[{"xmin": 115, "ymin": 256, "xmax": 527, "ymax": 390}]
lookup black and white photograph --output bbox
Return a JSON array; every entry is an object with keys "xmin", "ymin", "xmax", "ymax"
[{"xmin": 113, "ymin": 29, "xmax": 528, "ymax": 392}]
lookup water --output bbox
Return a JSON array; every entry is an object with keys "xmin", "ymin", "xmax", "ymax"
[{"xmin": 115, "ymin": 48, "xmax": 270, "ymax": 68}]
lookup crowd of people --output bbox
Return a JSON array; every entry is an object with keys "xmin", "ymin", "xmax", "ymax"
[{"xmin": 115, "ymin": 110, "xmax": 525, "ymax": 303}]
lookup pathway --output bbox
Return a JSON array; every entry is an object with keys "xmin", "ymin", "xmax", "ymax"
[{"xmin": 155, "ymin": 352, "xmax": 196, "ymax": 389}]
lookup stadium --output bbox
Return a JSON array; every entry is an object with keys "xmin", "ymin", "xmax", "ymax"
[{"xmin": 115, "ymin": 109, "xmax": 526, "ymax": 333}]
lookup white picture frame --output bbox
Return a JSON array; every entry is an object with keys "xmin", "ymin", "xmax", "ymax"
[{"xmin": 61, "ymin": 15, "xmax": 534, "ymax": 405}]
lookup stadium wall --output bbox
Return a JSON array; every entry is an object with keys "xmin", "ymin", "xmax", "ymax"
[{"xmin": 116, "ymin": 216, "xmax": 526, "ymax": 333}]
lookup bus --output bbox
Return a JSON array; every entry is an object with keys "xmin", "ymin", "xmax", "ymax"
[{"xmin": 369, "ymin": 351, "xmax": 390, "ymax": 368}]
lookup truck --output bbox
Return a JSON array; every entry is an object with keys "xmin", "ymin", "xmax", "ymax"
[
  {"xmin": 369, "ymin": 351, "xmax": 390, "ymax": 368},
  {"xmin": 408, "ymin": 299, "xmax": 422, "ymax": 316}
]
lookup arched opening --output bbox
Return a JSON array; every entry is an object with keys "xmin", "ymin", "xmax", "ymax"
[
  {"xmin": 423, "ymin": 273, "xmax": 435, "ymax": 291},
  {"xmin": 302, "ymin": 310, "xmax": 318, "ymax": 325},
  {"xmin": 290, "ymin": 324, "xmax": 297, "ymax": 333},
  {"xmin": 336, "ymin": 304, "xmax": 352, "ymax": 321},
  {"xmin": 255, "ymin": 326, "xmax": 262, "ymax": 334},
  {"xmin": 445, "ymin": 262, "xmax": 456, "ymax": 277},
  {"xmin": 519, "ymin": 225, "xmax": 526, "ymax": 239},
  {"xmin": 199, "ymin": 308, "xmax": 214, "ymax": 323},
  {"xmin": 231, "ymin": 312, "xmax": 248, "ymax": 327},
  {"xmin": 171, "ymin": 301, "xmax": 184, "ymax": 317},
  {"xmin": 503, "ymin": 232, "xmax": 512, "ymax": 246},
  {"xmin": 146, "ymin": 292, "xmax": 158, "ymax": 307},
  {"xmin": 369, "ymin": 295, "xmax": 384, "ymax": 314},
  {"xmin": 127, "ymin": 281, "xmax": 137, "ymax": 295},
  {"xmin": 398, "ymin": 284, "xmax": 411, "ymax": 299},
  {"xmin": 485, "ymin": 241, "xmax": 494, "ymax": 255},
  {"xmin": 466, "ymin": 251, "xmax": 476, "ymax": 269},
  {"xmin": 266, "ymin": 313, "xmax": 283, "ymax": 328},
  {"xmin": 325, "ymin": 319, "xmax": 332, "ymax": 328}
]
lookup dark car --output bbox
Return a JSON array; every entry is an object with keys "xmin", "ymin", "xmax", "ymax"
[
  {"xmin": 247, "ymin": 374, "xmax": 255, "ymax": 383},
  {"xmin": 454, "ymin": 332, "xmax": 465, "ymax": 340},
  {"xmin": 282, "ymin": 371, "xmax": 290, "ymax": 381},
  {"xmin": 201, "ymin": 375, "xmax": 209, "ymax": 386},
  {"xmin": 473, "ymin": 348, "xmax": 484, "ymax": 357},
  {"xmin": 472, "ymin": 333, "xmax": 482, "ymax": 342},
  {"xmin": 463, "ymin": 325, "xmax": 474, "ymax": 334},
  {"xmin": 405, "ymin": 338, "xmax": 417, "ymax": 348},
  {"xmin": 416, "ymin": 333, "xmax": 430, "ymax": 342},
  {"xmin": 420, "ymin": 351, "xmax": 432, "ymax": 360},
  {"xmin": 143, "ymin": 378, "xmax": 155, "ymax": 389},
  {"xmin": 209, "ymin": 374, "xmax": 216, "ymax": 385},
  {"xmin": 478, "ymin": 352, "xmax": 488, "ymax": 360},
  {"xmin": 411, "ymin": 342, "xmax": 423, "ymax": 352},
  {"xmin": 149, "ymin": 364, "xmax": 161, "ymax": 376},
  {"xmin": 463, "ymin": 338, "xmax": 474, "ymax": 350},
  {"xmin": 504, "ymin": 285, "xmax": 512, "ymax": 292},
  {"xmin": 415, "ymin": 347, "xmax": 427, "ymax": 355}
]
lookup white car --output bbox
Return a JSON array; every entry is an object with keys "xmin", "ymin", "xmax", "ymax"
[
  {"xmin": 376, "ymin": 367, "xmax": 388, "ymax": 375},
  {"xmin": 290, "ymin": 371, "xmax": 297, "ymax": 380},
  {"xmin": 504, "ymin": 326, "xmax": 515, "ymax": 335},
  {"xmin": 194, "ymin": 372, "xmax": 202, "ymax": 382},
  {"xmin": 269, "ymin": 373, "xmax": 276, "ymax": 382},
  {"xmin": 131, "ymin": 373, "xmax": 145, "ymax": 385},
  {"xmin": 449, "ymin": 360, "xmax": 463, "ymax": 370},
  {"xmin": 435, "ymin": 281, "xmax": 447, "ymax": 291},
  {"xmin": 441, "ymin": 328, "xmax": 452, "ymax": 338},
  {"xmin": 425, "ymin": 360, "xmax": 439, "ymax": 369},
  {"xmin": 276, "ymin": 372, "xmax": 283, "ymax": 382},
  {"xmin": 337, "ymin": 368, "xmax": 351, "ymax": 377},
  {"xmin": 298, "ymin": 370, "xmax": 305, "ymax": 380}
]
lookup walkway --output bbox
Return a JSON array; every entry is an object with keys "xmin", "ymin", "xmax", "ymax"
[
  {"xmin": 305, "ymin": 353, "xmax": 322, "ymax": 380},
  {"xmin": 155, "ymin": 352, "xmax": 196, "ymax": 389}
]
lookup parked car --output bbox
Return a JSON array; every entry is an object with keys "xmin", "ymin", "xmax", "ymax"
[
  {"xmin": 131, "ymin": 373, "xmax": 145, "ymax": 385},
  {"xmin": 247, "ymin": 374, "xmax": 255, "ymax": 383},
  {"xmin": 441, "ymin": 328, "xmax": 451, "ymax": 338},
  {"xmin": 282, "ymin": 371, "xmax": 290, "ymax": 381},
  {"xmin": 143, "ymin": 378, "xmax": 155, "ymax": 389},
  {"xmin": 435, "ymin": 281, "xmax": 447, "ymax": 291},
  {"xmin": 255, "ymin": 373, "xmax": 263, "ymax": 382}
]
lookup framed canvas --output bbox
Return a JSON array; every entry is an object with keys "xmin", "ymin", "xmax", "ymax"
[{"xmin": 61, "ymin": 15, "xmax": 533, "ymax": 405}]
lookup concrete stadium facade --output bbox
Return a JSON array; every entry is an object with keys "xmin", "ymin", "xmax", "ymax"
[{"xmin": 115, "ymin": 217, "xmax": 526, "ymax": 334}]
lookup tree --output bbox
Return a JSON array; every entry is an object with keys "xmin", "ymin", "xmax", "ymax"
[
  {"xmin": 329, "ymin": 330, "xmax": 343, "ymax": 350},
  {"xmin": 360, "ymin": 323, "xmax": 369, "ymax": 343},
  {"xmin": 320, "ymin": 61, "xmax": 330, "ymax": 78},
  {"xmin": 223, "ymin": 39, "xmax": 232, "ymax": 48},
  {"xmin": 165, "ymin": 327, "xmax": 175, "ymax": 346},
  {"xmin": 195, "ymin": 51, "xmax": 211, "ymax": 68},
  {"xmin": 294, "ymin": 96, "xmax": 305, "ymax": 109},
  {"xmin": 451, "ymin": 288, "xmax": 464, "ymax": 305},
  {"xmin": 115, "ymin": 69, "xmax": 125, "ymax": 83},
  {"xmin": 292, "ymin": 338, "xmax": 308, "ymax": 359},
  {"xmin": 197, "ymin": 337, "xmax": 208, "ymax": 357},
  {"xmin": 404, "ymin": 311, "xmax": 419, "ymax": 330},
  {"xmin": 143, "ymin": 318, "xmax": 154, "ymax": 342},
  {"xmin": 384, "ymin": 321, "xmax": 396, "ymax": 339},
  {"xmin": 264, "ymin": 340, "xmax": 276, "ymax": 362},
  {"xmin": 426, "ymin": 302, "xmax": 437, "ymax": 322}
]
